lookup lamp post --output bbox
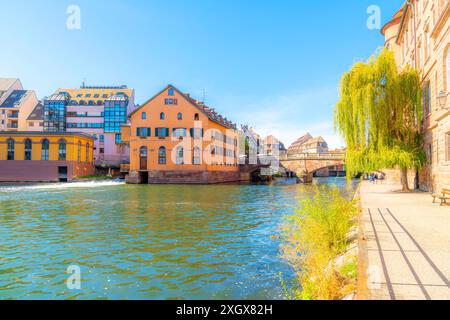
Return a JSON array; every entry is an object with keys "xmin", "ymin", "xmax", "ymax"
[{"xmin": 437, "ymin": 91, "xmax": 448, "ymax": 109}]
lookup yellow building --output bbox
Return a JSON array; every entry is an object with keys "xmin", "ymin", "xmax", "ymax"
[
  {"xmin": 0, "ymin": 132, "xmax": 95, "ymax": 182},
  {"xmin": 122, "ymin": 85, "xmax": 240, "ymax": 184},
  {"xmin": 382, "ymin": 0, "xmax": 450, "ymax": 191}
]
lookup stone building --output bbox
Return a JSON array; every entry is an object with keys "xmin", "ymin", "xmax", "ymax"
[
  {"xmin": 382, "ymin": 0, "xmax": 449, "ymax": 191},
  {"xmin": 288, "ymin": 133, "xmax": 329, "ymax": 154}
]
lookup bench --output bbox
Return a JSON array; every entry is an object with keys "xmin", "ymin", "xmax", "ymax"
[{"xmin": 433, "ymin": 189, "xmax": 450, "ymax": 206}]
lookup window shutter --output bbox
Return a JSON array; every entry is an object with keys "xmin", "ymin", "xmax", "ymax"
[
  {"xmin": 137, "ymin": 128, "xmax": 141, "ymax": 137},
  {"xmin": 155, "ymin": 128, "xmax": 159, "ymax": 137}
]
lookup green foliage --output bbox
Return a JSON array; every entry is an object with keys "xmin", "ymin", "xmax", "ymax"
[
  {"xmin": 334, "ymin": 49, "xmax": 425, "ymax": 177},
  {"xmin": 282, "ymin": 186, "xmax": 359, "ymax": 300}
]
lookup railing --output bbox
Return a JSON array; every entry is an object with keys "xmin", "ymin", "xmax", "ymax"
[{"xmin": 280, "ymin": 152, "xmax": 346, "ymax": 161}]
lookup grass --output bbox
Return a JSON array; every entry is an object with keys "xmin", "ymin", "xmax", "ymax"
[{"xmin": 282, "ymin": 186, "xmax": 359, "ymax": 300}]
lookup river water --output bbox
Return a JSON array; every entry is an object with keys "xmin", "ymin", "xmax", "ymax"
[{"xmin": 0, "ymin": 178, "xmax": 358, "ymax": 300}]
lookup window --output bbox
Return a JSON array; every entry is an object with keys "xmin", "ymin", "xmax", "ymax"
[
  {"xmin": 190, "ymin": 128, "xmax": 204, "ymax": 139},
  {"xmin": 77, "ymin": 141, "xmax": 81, "ymax": 163},
  {"xmin": 423, "ymin": 81, "xmax": 431, "ymax": 115},
  {"xmin": 29, "ymin": 122, "xmax": 34, "ymax": 127},
  {"xmin": 7, "ymin": 139, "xmax": 14, "ymax": 160},
  {"xmin": 42, "ymin": 139, "xmax": 50, "ymax": 161},
  {"xmin": 193, "ymin": 147, "xmax": 201, "ymax": 165},
  {"xmin": 158, "ymin": 146, "xmax": 167, "ymax": 164},
  {"xmin": 99, "ymin": 135, "xmax": 104, "ymax": 142},
  {"xmin": 136, "ymin": 128, "xmax": 151, "ymax": 137},
  {"xmin": 428, "ymin": 144, "xmax": 433, "ymax": 164},
  {"xmin": 59, "ymin": 140, "xmax": 66, "ymax": 161},
  {"xmin": 24, "ymin": 139, "xmax": 32, "ymax": 160},
  {"xmin": 173, "ymin": 128, "xmax": 187, "ymax": 138},
  {"xmin": 164, "ymin": 98, "xmax": 178, "ymax": 105},
  {"xmin": 194, "ymin": 113, "xmax": 200, "ymax": 121},
  {"xmin": 115, "ymin": 133, "xmax": 122, "ymax": 144},
  {"xmin": 86, "ymin": 143, "xmax": 90, "ymax": 162},
  {"xmin": 446, "ymin": 48, "xmax": 450, "ymax": 91},
  {"xmin": 176, "ymin": 146, "xmax": 184, "ymax": 165},
  {"xmin": 141, "ymin": 112, "xmax": 147, "ymax": 120},
  {"xmin": 177, "ymin": 113, "xmax": 183, "ymax": 120},
  {"xmin": 160, "ymin": 112, "xmax": 165, "ymax": 120},
  {"xmin": 447, "ymin": 133, "xmax": 450, "ymax": 161},
  {"xmin": 168, "ymin": 88, "xmax": 174, "ymax": 96},
  {"xmin": 155, "ymin": 128, "xmax": 169, "ymax": 137}
]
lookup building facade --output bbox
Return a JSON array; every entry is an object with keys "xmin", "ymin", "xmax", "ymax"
[
  {"xmin": 0, "ymin": 132, "xmax": 95, "ymax": 182},
  {"xmin": 44, "ymin": 85, "xmax": 136, "ymax": 168},
  {"xmin": 382, "ymin": 0, "xmax": 449, "ymax": 191},
  {"xmin": 0, "ymin": 78, "xmax": 40, "ymax": 132},
  {"xmin": 288, "ymin": 133, "xmax": 329, "ymax": 154},
  {"xmin": 123, "ymin": 85, "xmax": 240, "ymax": 184}
]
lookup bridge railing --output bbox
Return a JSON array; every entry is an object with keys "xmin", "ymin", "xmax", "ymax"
[{"xmin": 279, "ymin": 152, "xmax": 346, "ymax": 161}]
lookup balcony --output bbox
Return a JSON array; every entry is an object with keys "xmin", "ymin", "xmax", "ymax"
[
  {"xmin": 7, "ymin": 123, "xmax": 18, "ymax": 129},
  {"xmin": 8, "ymin": 113, "xmax": 19, "ymax": 119}
]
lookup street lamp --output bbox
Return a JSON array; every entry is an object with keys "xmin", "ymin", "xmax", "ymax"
[{"xmin": 437, "ymin": 91, "xmax": 448, "ymax": 109}]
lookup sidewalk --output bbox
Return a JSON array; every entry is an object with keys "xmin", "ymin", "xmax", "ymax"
[{"xmin": 359, "ymin": 181, "xmax": 450, "ymax": 300}]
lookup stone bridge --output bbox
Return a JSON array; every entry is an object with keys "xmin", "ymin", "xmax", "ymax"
[{"xmin": 279, "ymin": 152, "xmax": 346, "ymax": 183}]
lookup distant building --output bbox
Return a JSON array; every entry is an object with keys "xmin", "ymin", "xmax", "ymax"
[
  {"xmin": 26, "ymin": 103, "xmax": 44, "ymax": 131},
  {"xmin": 265, "ymin": 135, "xmax": 286, "ymax": 156},
  {"xmin": 288, "ymin": 133, "xmax": 329, "ymax": 153},
  {"xmin": 0, "ymin": 78, "xmax": 40, "ymax": 132},
  {"xmin": 0, "ymin": 132, "xmax": 95, "ymax": 182},
  {"xmin": 123, "ymin": 85, "xmax": 240, "ymax": 184},
  {"xmin": 44, "ymin": 85, "xmax": 136, "ymax": 168}
]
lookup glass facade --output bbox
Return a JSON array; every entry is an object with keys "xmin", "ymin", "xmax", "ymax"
[
  {"xmin": 44, "ymin": 98, "xmax": 68, "ymax": 132},
  {"xmin": 104, "ymin": 100, "xmax": 127, "ymax": 133}
]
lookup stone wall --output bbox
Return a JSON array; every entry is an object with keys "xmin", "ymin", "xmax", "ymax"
[{"xmin": 126, "ymin": 170, "xmax": 242, "ymax": 184}]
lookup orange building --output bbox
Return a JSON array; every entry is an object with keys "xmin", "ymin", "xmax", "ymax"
[{"xmin": 122, "ymin": 85, "xmax": 240, "ymax": 184}]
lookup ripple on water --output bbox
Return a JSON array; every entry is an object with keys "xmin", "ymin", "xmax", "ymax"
[{"xmin": 0, "ymin": 178, "xmax": 358, "ymax": 299}]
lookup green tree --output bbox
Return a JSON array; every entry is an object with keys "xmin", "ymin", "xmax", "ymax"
[{"xmin": 334, "ymin": 49, "xmax": 425, "ymax": 191}]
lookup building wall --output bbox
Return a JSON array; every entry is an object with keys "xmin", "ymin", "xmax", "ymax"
[
  {"xmin": 0, "ymin": 133, "xmax": 95, "ymax": 181},
  {"xmin": 53, "ymin": 87, "xmax": 136, "ymax": 166},
  {"xmin": 127, "ymin": 86, "xmax": 239, "ymax": 184},
  {"xmin": 383, "ymin": 1, "xmax": 450, "ymax": 191}
]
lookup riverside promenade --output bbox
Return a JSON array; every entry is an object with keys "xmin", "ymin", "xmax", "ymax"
[{"xmin": 359, "ymin": 181, "xmax": 450, "ymax": 300}]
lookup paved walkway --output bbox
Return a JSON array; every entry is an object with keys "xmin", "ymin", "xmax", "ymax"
[{"xmin": 360, "ymin": 181, "xmax": 450, "ymax": 300}]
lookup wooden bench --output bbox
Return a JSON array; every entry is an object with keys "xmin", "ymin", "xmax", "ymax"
[{"xmin": 433, "ymin": 188, "xmax": 450, "ymax": 206}]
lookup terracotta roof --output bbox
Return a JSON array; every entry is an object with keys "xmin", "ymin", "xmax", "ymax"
[{"xmin": 130, "ymin": 85, "xmax": 237, "ymax": 130}]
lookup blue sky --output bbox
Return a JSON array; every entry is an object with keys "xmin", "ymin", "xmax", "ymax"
[{"xmin": 0, "ymin": 0, "xmax": 404, "ymax": 148}]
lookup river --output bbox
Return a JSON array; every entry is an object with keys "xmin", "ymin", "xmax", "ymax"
[{"xmin": 0, "ymin": 178, "xmax": 358, "ymax": 300}]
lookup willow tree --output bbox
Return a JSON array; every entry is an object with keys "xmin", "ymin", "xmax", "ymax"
[{"xmin": 334, "ymin": 49, "xmax": 425, "ymax": 191}]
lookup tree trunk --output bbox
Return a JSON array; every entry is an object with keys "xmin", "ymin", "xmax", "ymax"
[{"xmin": 400, "ymin": 168, "xmax": 410, "ymax": 192}]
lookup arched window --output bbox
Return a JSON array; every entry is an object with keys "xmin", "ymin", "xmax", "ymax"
[
  {"xmin": 176, "ymin": 146, "xmax": 184, "ymax": 165},
  {"xmin": 24, "ymin": 139, "xmax": 32, "ymax": 160},
  {"xmin": 86, "ymin": 143, "xmax": 90, "ymax": 162},
  {"xmin": 177, "ymin": 112, "xmax": 183, "ymax": 120},
  {"xmin": 59, "ymin": 140, "xmax": 66, "ymax": 161},
  {"xmin": 193, "ymin": 147, "xmax": 201, "ymax": 165},
  {"xmin": 79, "ymin": 100, "xmax": 86, "ymax": 106},
  {"xmin": 42, "ymin": 139, "xmax": 49, "ymax": 160},
  {"xmin": 160, "ymin": 112, "xmax": 165, "ymax": 120},
  {"xmin": 7, "ymin": 139, "xmax": 14, "ymax": 160},
  {"xmin": 158, "ymin": 146, "xmax": 167, "ymax": 164},
  {"xmin": 77, "ymin": 141, "xmax": 81, "ymax": 163},
  {"xmin": 194, "ymin": 113, "xmax": 199, "ymax": 121}
]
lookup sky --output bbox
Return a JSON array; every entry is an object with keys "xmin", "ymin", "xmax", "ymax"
[{"xmin": 0, "ymin": 0, "xmax": 405, "ymax": 148}]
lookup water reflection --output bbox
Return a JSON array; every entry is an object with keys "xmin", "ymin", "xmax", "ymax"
[{"xmin": 0, "ymin": 178, "xmax": 358, "ymax": 300}]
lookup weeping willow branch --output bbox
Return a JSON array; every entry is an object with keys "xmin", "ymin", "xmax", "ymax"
[{"xmin": 334, "ymin": 49, "xmax": 426, "ymax": 189}]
